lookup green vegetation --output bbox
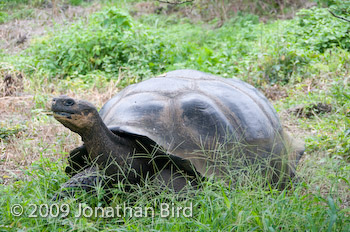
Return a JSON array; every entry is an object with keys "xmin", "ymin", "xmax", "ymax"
[
  {"xmin": 0, "ymin": 123, "xmax": 26, "ymax": 140},
  {"xmin": 15, "ymin": 4, "xmax": 350, "ymax": 85},
  {"xmin": 0, "ymin": 0, "xmax": 349, "ymax": 231},
  {"xmin": 1, "ymin": 161, "xmax": 349, "ymax": 231}
]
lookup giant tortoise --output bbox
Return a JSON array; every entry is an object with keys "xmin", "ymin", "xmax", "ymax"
[{"xmin": 51, "ymin": 69, "xmax": 304, "ymax": 198}]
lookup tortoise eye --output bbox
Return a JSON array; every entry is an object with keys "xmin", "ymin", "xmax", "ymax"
[{"xmin": 64, "ymin": 99, "xmax": 75, "ymax": 106}]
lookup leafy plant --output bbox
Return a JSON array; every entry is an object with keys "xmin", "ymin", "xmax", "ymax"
[
  {"xmin": 68, "ymin": 0, "xmax": 84, "ymax": 6},
  {"xmin": 25, "ymin": 7, "xmax": 171, "ymax": 80},
  {"xmin": 0, "ymin": 11, "xmax": 8, "ymax": 23},
  {"xmin": 290, "ymin": 7, "xmax": 350, "ymax": 53},
  {"xmin": 328, "ymin": 0, "xmax": 350, "ymax": 16},
  {"xmin": 257, "ymin": 46, "xmax": 310, "ymax": 84}
]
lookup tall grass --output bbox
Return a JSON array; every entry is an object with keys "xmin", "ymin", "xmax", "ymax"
[{"xmin": 1, "ymin": 152, "xmax": 349, "ymax": 231}]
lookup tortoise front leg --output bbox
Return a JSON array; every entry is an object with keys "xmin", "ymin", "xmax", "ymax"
[
  {"xmin": 53, "ymin": 166, "xmax": 113, "ymax": 202},
  {"xmin": 65, "ymin": 145, "xmax": 90, "ymax": 177}
]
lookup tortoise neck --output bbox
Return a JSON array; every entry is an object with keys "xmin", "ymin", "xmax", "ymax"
[{"xmin": 80, "ymin": 117, "xmax": 135, "ymax": 177}]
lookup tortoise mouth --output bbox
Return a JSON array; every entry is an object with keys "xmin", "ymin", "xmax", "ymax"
[{"xmin": 53, "ymin": 111, "xmax": 74, "ymax": 119}]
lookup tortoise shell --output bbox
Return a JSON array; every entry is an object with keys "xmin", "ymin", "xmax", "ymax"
[{"xmin": 99, "ymin": 70, "xmax": 303, "ymax": 179}]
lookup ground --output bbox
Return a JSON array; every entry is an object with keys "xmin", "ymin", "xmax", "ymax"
[{"xmin": 0, "ymin": 1, "xmax": 349, "ymax": 230}]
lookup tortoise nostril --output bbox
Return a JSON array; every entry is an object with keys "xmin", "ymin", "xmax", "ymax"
[{"xmin": 64, "ymin": 99, "xmax": 75, "ymax": 106}]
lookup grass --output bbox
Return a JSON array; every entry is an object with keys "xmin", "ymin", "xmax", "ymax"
[{"xmin": 0, "ymin": 0, "xmax": 350, "ymax": 231}]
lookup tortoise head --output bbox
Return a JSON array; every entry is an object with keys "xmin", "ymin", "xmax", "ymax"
[{"xmin": 51, "ymin": 96, "xmax": 99, "ymax": 134}]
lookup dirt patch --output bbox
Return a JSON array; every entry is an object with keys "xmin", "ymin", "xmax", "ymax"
[
  {"xmin": 0, "ymin": 94, "xmax": 80, "ymax": 185},
  {"xmin": 0, "ymin": 73, "xmax": 24, "ymax": 97},
  {"xmin": 261, "ymin": 84, "xmax": 289, "ymax": 101},
  {"xmin": 131, "ymin": 2, "xmax": 161, "ymax": 17},
  {"xmin": 0, "ymin": 3, "xmax": 101, "ymax": 54},
  {"xmin": 0, "ymin": 121, "xmax": 80, "ymax": 185},
  {"xmin": 0, "ymin": 94, "xmax": 34, "ymax": 119},
  {"xmin": 279, "ymin": 108, "xmax": 307, "ymax": 141},
  {"xmin": 0, "ymin": 63, "xmax": 25, "ymax": 97},
  {"xmin": 287, "ymin": 103, "xmax": 332, "ymax": 118},
  {"xmin": 0, "ymin": 95, "xmax": 34, "ymax": 183}
]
